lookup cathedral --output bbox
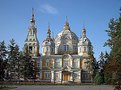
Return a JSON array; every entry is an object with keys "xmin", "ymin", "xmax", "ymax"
[{"xmin": 24, "ymin": 9, "xmax": 94, "ymax": 83}]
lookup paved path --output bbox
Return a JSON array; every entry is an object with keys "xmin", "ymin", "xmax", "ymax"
[{"xmin": 10, "ymin": 85, "xmax": 114, "ymax": 90}]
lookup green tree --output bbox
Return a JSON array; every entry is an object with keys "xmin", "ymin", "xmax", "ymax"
[
  {"xmin": 7, "ymin": 39, "xmax": 20, "ymax": 80},
  {"xmin": 89, "ymin": 55, "xmax": 97, "ymax": 81},
  {"xmin": 98, "ymin": 52, "xmax": 105, "ymax": 83},
  {"xmin": 94, "ymin": 72, "xmax": 104, "ymax": 85},
  {"xmin": 105, "ymin": 8, "xmax": 121, "ymax": 84},
  {"xmin": 86, "ymin": 52, "xmax": 97, "ymax": 82},
  {"xmin": 0, "ymin": 41, "xmax": 7, "ymax": 81},
  {"xmin": 94, "ymin": 52, "xmax": 109, "ymax": 84},
  {"xmin": 98, "ymin": 52, "xmax": 105, "ymax": 68},
  {"xmin": 21, "ymin": 46, "xmax": 35, "ymax": 80},
  {"xmin": 104, "ymin": 52, "xmax": 110, "ymax": 64},
  {"xmin": 103, "ymin": 52, "xmax": 111, "ymax": 84}
]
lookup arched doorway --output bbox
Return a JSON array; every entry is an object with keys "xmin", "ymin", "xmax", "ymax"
[
  {"xmin": 62, "ymin": 54, "xmax": 73, "ymax": 82},
  {"xmin": 63, "ymin": 71, "xmax": 71, "ymax": 81}
]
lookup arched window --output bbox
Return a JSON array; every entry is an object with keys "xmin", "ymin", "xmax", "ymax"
[
  {"xmin": 63, "ymin": 58, "xmax": 69, "ymax": 67},
  {"xmin": 84, "ymin": 47, "xmax": 86, "ymax": 52},
  {"xmin": 46, "ymin": 59, "xmax": 49, "ymax": 67},
  {"xmin": 29, "ymin": 46, "xmax": 32, "ymax": 52},
  {"xmin": 55, "ymin": 59, "xmax": 60, "ymax": 68},
  {"xmin": 44, "ymin": 72, "xmax": 50, "ymax": 79},
  {"xmin": 64, "ymin": 45, "xmax": 69, "ymax": 52},
  {"xmin": 73, "ymin": 45, "xmax": 77, "ymax": 52},
  {"xmin": 33, "ymin": 39, "xmax": 35, "ymax": 41},
  {"xmin": 29, "ymin": 39, "xmax": 32, "ymax": 41},
  {"xmin": 51, "ymin": 48, "xmax": 54, "ymax": 53},
  {"xmin": 73, "ymin": 60, "xmax": 78, "ymax": 68},
  {"xmin": 46, "ymin": 47, "xmax": 49, "ymax": 52}
]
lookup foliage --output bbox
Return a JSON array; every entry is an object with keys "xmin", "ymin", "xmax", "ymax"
[
  {"xmin": 84, "ymin": 44, "xmax": 97, "ymax": 81},
  {"xmin": 7, "ymin": 39, "xmax": 20, "ymax": 80},
  {"xmin": 21, "ymin": 46, "xmax": 35, "ymax": 80},
  {"xmin": 0, "ymin": 41, "xmax": 7, "ymax": 81},
  {"xmin": 98, "ymin": 52, "xmax": 105, "ymax": 83},
  {"xmin": 93, "ymin": 51, "xmax": 110, "ymax": 84},
  {"xmin": 94, "ymin": 72, "xmax": 104, "ymax": 85},
  {"xmin": 104, "ymin": 8, "xmax": 121, "ymax": 84},
  {"xmin": 0, "ymin": 39, "xmax": 38, "ymax": 81},
  {"xmin": 86, "ymin": 54, "xmax": 97, "ymax": 80}
]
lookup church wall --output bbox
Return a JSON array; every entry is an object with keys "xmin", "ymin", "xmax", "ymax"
[
  {"xmin": 24, "ymin": 10, "xmax": 94, "ymax": 83},
  {"xmin": 40, "ymin": 54, "xmax": 93, "ymax": 83}
]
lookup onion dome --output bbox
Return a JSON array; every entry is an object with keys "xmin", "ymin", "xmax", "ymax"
[
  {"xmin": 42, "ymin": 25, "xmax": 54, "ymax": 46},
  {"xmin": 78, "ymin": 28, "xmax": 91, "ymax": 46}
]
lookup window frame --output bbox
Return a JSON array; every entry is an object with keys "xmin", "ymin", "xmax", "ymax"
[
  {"xmin": 46, "ymin": 59, "xmax": 49, "ymax": 67},
  {"xmin": 44, "ymin": 72, "xmax": 50, "ymax": 79},
  {"xmin": 64, "ymin": 45, "xmax": 69, "ymax": 52}
]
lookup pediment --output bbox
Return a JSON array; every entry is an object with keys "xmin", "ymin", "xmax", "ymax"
[{"xmin": 63, "ymin": 65, "xmax": 72, "ymax": 71}]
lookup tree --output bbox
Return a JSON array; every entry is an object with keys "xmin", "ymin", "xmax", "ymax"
[
  {"xmin": 105, "ymin": 8, "xmax": 121, "ymax": 84},
  {"xmin": 94, "ymin": 52, "xmax": 110, "ymax": 84},
  {"xmin": 7, "ymin": 39, "xmax": 20, "ymax": 80},
  {"xmin": 94, "ymin": 72, "xmax": 104, "ymax": 85},
  {"xmin": 89, "ymin": 55, "xmax": 97, "ymax": 81},
  {"xmin": 86, "ymin": 52, "xmax": 97, "ymax": 82},
  {"xmin": 98, "ymin": 52, "xmax": 105, "ymax": 69},
  {"xmin": 104, "ymin": 52, "xmax": 110, "ymax": 64},
  {"xmin": 21, "ymin": 46, "xmax": 35, "ymax": 80},
  {"xmin": 103, "ymin": 52, "xmax": 111, "ymax": 84},
  {"xmin": 98, "ymin": 52, "xmax": 105, "ymax": 83},
  {"xmin": 0, "ymin": 41, "xmax": 7, "ymax": 81}
]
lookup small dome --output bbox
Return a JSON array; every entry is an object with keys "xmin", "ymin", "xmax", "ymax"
[
  {"xmin": 42, "ymin": 25, "xmax": 55, "ymax": 46},
  {"xmin": 42, "ymin": 38, "xmax": 54, "ymax": 46},
  {"xmin": 79, "ymin": 37, "xmax": 91, "ymax": 46},
  {"xmin": 78, "ymin": 28, "xmax": 91, "ymax": 46}
]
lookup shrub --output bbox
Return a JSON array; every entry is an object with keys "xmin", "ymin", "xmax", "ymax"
[{"xmin": 94, "ymin": 72, "xmax": 104, "ymax": 85}]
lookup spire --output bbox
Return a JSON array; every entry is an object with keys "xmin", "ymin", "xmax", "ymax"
[
  {"xmin": 65, "ymin": 16, "xmax": 69, "ymax": 25},
  {"xmin": 82, "ymin": 26, "xmax": 86, "ymax": 38},
  {"xmin": 64, "ymin": 16, "xmax": 70, "ymax": 30},
  {"xmin": 31, "ymin": 8, "xmax": 35, "ymax": 22},
  {"xmin": 47, "ymin": 23, "xmax": 51, "ymax": 38},
  {"xmin": 30, "ymin": 8, "xmax": 35, "ymax": 27}
]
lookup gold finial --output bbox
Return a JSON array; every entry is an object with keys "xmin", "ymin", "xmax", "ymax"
[
  {"xmin": 31, "ymin": 8, "xmax": 35, "ymax": 21},
  {"xmin": 82, "ymin": 25, "xmax": 86, "ymax": 37},
  {"xmin": 64, "ymin": 16, "xmax": 70, "ymax": 30},
  {"xmin": 65, "ymin": 16, "xmax": 69, "ymax": 25},
  {"xmin": 47, "ymin": 23, "xmax": 51, "ymax": 38},
  {"xmin": 30, "ymin": 8, "xmax": 35, "ymax": 27}
]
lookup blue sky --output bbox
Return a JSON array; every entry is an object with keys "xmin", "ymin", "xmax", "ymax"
[{"xmin": 0, "ymin": 0, "xmax": 121, "ymax": 59}]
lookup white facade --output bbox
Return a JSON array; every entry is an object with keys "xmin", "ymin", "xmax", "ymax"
[
  {"xmin": 40, "ymin": 19, "xmax": 94, "ymax": 83},
  {"xmin": 24, "ymin": 10, "xmax": 94, "ymax": 83}
]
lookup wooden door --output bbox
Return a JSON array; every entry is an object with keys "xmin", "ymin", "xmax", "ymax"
[{"xmin": 64, "ymin": 73, "xmax": 68, "ymax": 81}]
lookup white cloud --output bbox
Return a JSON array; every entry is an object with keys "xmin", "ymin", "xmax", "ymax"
[{"xmin": 40, "ymin": 4, "xmax": 58, "ymax": 14}]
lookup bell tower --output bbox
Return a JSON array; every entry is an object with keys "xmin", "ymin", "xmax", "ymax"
[
  {"xmin": 24, "ymin": 8, "xmax": 39, "ymax": 56},
  {"xmin": 78, "ymin": 27, "xmax": 92, "ymax": 57},
  {"xmin": 42, "ymin": 24, "xmax": 55, "ymax": 55}
]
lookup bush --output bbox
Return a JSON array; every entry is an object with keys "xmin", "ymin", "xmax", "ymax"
[{"xmin": 94, "ymin": 72, "xmax": 104, "ymax": 85}]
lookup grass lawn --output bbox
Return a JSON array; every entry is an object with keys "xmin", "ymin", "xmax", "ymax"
[{"xmin": 0, "ymin": 86, "xmax": 16, "ymax": 90}]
